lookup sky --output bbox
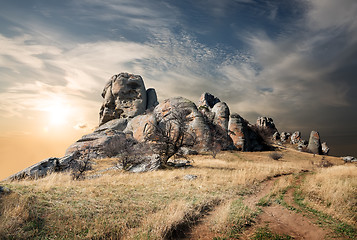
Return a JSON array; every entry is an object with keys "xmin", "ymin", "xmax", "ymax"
[{"xmin": 1, "ymin": 0, "xmax": 357, "ymax": 179}]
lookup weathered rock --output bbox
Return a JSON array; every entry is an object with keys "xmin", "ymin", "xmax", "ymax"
[
  {"xmin": 167, "ymin": 159, "xmax": 192, "ymax": 168},
  {"xmin": 197, "ymin": 92, "xmax": 220, "ymax": 109},
  {"xmin": 146, "ymin": 88, "xmax": 159, "ymax": 109},
  {"xmin": 95, "ymin": 118, "xmax": 129, "ymax": 132},
  {"xmin": 342, "ymin": 156, "xmax": 356, "ymax": 162},
  {"xmin": 0, "ymin": 186, "xmax": 11, "ymax": 195},
  {"xmin": 228, "ymin": 114, "xmax": 265, "ymax": 151},
  {"xmin": 280, "ymin": 132, "xmax": 291, "ymax": 142},
  {"xmin": 272, "ymin": 131, "xmax": 280, "ymax": 141},
  {"xmin": 178, "ymin": 147, "xmax": 198, "ymax": 155},
  {"xmin": 212, "ymin": 102, "xmax": 230, "ymax": 131},
  {"xmin": 307, "ymin": 131, "xmax": 322, "ymax": 154},
  {"xmin": 66, "ymin": 129, "xmax": 128, "ymax": 159},
  {"xmin": 99, "ymin": 73, "xmax": 147, "ymax": 125},
  {"xmin": 290, "ymin": 131, "xmax": 302, "ymax": 144},
  {"xmin": 7, "ymin": 153, "xmax": 78, "ymax": 180},
  {"xmin": 228, "ymin": 114, "xmax": 246, "ymax": 150},
  {"xmin": 256, "ymin": 117, "xmax": 278, "ymax": 134},
  {"xmin": 128, "ymin": 154, "xmax": 161, "ymax": 173},
  {"xmin": 321, "ymin": 142, "xmax": 330, "ymax": 155},
  {"xmin": 183, "ymin": 174, "xmax": 198, "ymax": 180},
  {"xmin": 124, "ymin": 112, "xmax": 157, "ymax": 142},
  {"xmin": 154, "ymin": 97, "xmax": 211, "ymax": 152}
]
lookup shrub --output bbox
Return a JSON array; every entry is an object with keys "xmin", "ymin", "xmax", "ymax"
[{"xmin": 269, "ymin": 152, "xmax": 283, "ymax": 161}]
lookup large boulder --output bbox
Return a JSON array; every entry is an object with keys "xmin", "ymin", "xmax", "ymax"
[
  {"xmin": 154, "ymin": 97, "xmax": 211, "ymax": 152},
  {"xmin": 228, "ymin": 114, "xmax": 246, "ymax": 150},
  {"xmin": 99, "ymin": 73, "xmax": 148, "ymax": 125},
  {"xmin": 307, "ymin": 131, "xmax": 322, "ymax": 154},
  {"xmin": 256, "ymin": 117, "xmax": 278, "ymax": 135},
  {"xmin": 66, "ymin": 129, "xmax": 128, "ymax": 159},
  {"xmin": 272, "ymin": 132, "xmax": 280, "ymax": 141},
  {"xmin": 128, "ymin": 154, "xmax": 161, "ymax": 173},
  {"xmin": 7, "ymin": 153, "xmax": 78, "ymax": 180},
  {"xmin": 290, "ymin": 131, "xmax": 302, "ymax": 144},
  {"xmin": 212, "ymin": 102, "xmax": 230, "ymax": 131},
  {"xmin": 95, "ymin": 118, "xmax": 129, "ymax": 132},
  {"xmin": 124, "ymin": 112, "xmax": 157, "ymax": 142},
  {"xmin": 321, "ymin": 142, "xmax": 330, "ymax": 155},
  {"xmin": 146, "ymin": 88, "xmax": 159, "ymax": 109},
  {"xmin": 280, "ymin": 132, "xmax": 291, "ymax": 142},
  {"xmin": 228, "ymin": 114, "xmax": 265, "ymax": 151},
  {"xmin": 197, "ymin": 92, "xmax": 220, "ymax": 110}
]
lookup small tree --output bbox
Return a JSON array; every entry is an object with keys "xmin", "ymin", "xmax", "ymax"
[
  {"xmin": 201, "ymin": 113, "xmax": 231, "ymax": 158},
  {"xmin": 146, "ymin": 107, "xmax": 196, "ymax": 165},
  {"xmin": 70, "ymin": 149, "xmax": 92, "ymax": 180},
  {"xmin": 117, "ymin": 138, "xmax": 151, "ymax": 170}
]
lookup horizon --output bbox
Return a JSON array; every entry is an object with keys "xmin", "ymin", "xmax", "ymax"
[{"xmin": 1, "ymin": 0, "xmax": 357, "ymax": 180}]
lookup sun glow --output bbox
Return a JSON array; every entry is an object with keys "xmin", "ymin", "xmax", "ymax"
[{"xmin": 46, "ymin": 99, "xmax": 71, "ymax": 126}]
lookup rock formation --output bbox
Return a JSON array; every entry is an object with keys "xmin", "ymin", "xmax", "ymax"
[
  {"xmin": 212, "ymin": 102, "xmax": 230, "ymax": 131},
  {"xmin": 228, "ymin": 114, "xmax": 265, "ymax": 151},
  {"xmin": 307, "ymin": 131, "xmax": 322, "ymax": 154},
  {"xmin": 290, "ymin": 131, "xmax": 302, "ymax": 144},
  {"xmin": 228, "ymin": 114, "xmax": 246, "ymax": 150},
  {"xmin": 7, "ymin": 154, "xmax": 78, "ymax": 180},
  {"xmin": 154, "ymin": 97, "xmax": 212, "ymax": 151},
  {"xmin": 256, "ymin": 116, "xmax": 278, "ymax": 135},
  {"xmin": 272, "ymin": 132, "xmax": 280, "ymax": 141},
  {"xmin": 99, "ymin": 73, "xmax": 157, "ymax": 125},
  {"xmin": 198, "ymin": 92, "xmax": 220, "ymax": 109},
  {"xmin": 321, "ymin": 142, "xmax": 330, "ymax": 155},
  {"xmin": 280, "ymin": 132, "xmax": 291, "ymax": 142},
  {"xmin": 9, "ymin": 72, "xmax": 331, "ymax": 180}
]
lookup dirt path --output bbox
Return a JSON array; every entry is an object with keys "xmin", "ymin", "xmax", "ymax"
[
  {"xmin": 177, "ymin": 172, "xmax": 341, "ymax": 240},
  {"xmin": 177, "ymin": 174, "xmax": 292, "ymax": 240},
  {"xmin": 241, "ymin": 174, "xmax": 340, "ymax": 240}
]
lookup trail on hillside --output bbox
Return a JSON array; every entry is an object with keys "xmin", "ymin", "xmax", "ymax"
[
  {"xmin": 173, "ymin": 173, "xmax": 293, "ymax": 240},
  {"xmin": 174, "ymin": 171, "xmax": 341, "ymax": 240},
  {"xmin": 241, "ymin": 173, "xmax": 342, "ymax": 240}
]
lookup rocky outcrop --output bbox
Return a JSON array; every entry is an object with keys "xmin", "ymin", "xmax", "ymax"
[
  {"xmin": 9, "ymin": 72, "xmax": 333, "ymax": 180},
  {"xmin": 212, "ymin": 102, "xmax": 230, "ymax": 131},
  {"xmin": 95, "ymin": 118, "xmax": 129, "ymax": 132},
  {"xmin": 321, "ymin": 142, "xmax": 330, "ymax": 155},
  {"xmin": 272, "ymin": 132, "xmax": 280, "ymax": 141},
  {"xmin": 146, "ymin": 88, "xmax": 159, "ymax": 109},
  {"xmin": 342, "ymin": 156, "xmax": 356, "ymax": 162},
  {"xmin": 154, "ymin": 97, "xmax": 211, "ymax": 152},
  {"xmin": 228, "ymin": 114, "xmax": 246, "ymax": 150},
  {"xmin": 124, "ymin": 112, "xmax": 157, "ymax": 142},
  {"xmin": 228, "ymin": 114, "xmax": 265, "ymax": 151},
  {"xmin": 280, "ymin": 132, "xmax": 291, "ymax": 142},
  {"xmin": 66, "ymin": 129, "xmax": 129, "ymax": 159},
  {"xmin": 128, "ymin": 154, "xmax": 161, "ymax": 173},
  {"xmin": 198, "ymin": 92, "xmax": 220, "ymax": 109},
  {"xmin": 7, "ymin": 153, "xmax": 78, "ymax": 180},
  {"xmin": 99, "ymin": 73, "xmax": 158, "ymax": 125},
  {"xmin": 307, "ymin": 131, "xmax": 322, "ymax": 154},
  {"xmin": 290, "ymin": 131, "xmax": 302, "ymax": 144},
  {"xmin": 256, "ymin": 117, "xmax": 278, "ymax": 135}
]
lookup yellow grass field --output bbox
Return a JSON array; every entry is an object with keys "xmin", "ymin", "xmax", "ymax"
[{"xmin": 0, "ymin": 148, "xmax": 356, "ymax": 239}]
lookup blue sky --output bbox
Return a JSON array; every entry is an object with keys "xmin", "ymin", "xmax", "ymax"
[{"xmin": 0, "ymin": 0, "xmax": 357, "ymax": 172}]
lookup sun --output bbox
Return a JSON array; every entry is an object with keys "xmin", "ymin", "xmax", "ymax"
[{"xmin": 48, "ymin": 101, "xmax": 70, "ymax": 126}]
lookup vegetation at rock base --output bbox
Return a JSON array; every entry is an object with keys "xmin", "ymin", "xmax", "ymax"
[{"xmin": 1, "ymin": 148, "xmax": 356, "ymax": 239}]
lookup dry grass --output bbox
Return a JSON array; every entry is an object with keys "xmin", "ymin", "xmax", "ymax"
[
  {"xmin": 0, "ymin": 149, "xmax": 349, "ymax": 239},
  {"xmin": 300, "ymin": 164, "xmax": 357, "ymax": 226}
]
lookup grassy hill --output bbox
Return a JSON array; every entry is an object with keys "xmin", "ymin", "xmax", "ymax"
[{"xmin": 1, "ymin": 147, "xmax": 356, "ymax": 239}]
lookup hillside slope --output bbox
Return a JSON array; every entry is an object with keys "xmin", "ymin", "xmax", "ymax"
[{"xmin": 1, "ymin": 148, "xmax": 356, "ymax": 239}]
